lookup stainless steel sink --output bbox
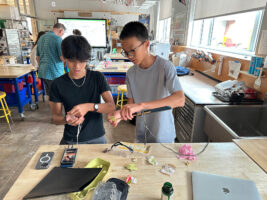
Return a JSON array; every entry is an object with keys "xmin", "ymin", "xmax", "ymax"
[{"xmin": 204, "ymin": 105, "xmax": 267, "ymax": 142}]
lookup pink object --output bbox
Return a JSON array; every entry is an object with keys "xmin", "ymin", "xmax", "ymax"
[
  {"xmin": 177, "ymin": 144, "xmax": 197, "ymax": 160},
  {"xmin": 104, "ymin": 61, "xmax": 111, "ymax": 68}
]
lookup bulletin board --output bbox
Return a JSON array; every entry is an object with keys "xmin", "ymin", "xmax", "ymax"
[{"xmin": 139, "ymin": 14, "xmax": 150, "ymax": 32}]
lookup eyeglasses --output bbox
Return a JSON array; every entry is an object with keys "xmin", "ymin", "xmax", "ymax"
[{"xmin": 121, "ymin": 41, "xmax": 145, "ymax": 58}]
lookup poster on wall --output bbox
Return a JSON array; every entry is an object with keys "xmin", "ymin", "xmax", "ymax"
[
  {"xmin": 173, "ymin": 14, "xmax": 185, "ymax": 32},
  {"xmin": 5, "ymin": 29, "xmax": 22, "ymax": 63},
  {"xmin": 139, "ymin": 14, "xmax": 150, "ymax": 32}
]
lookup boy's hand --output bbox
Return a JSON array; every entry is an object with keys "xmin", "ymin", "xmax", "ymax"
[
  {"xmin": 66, "ymin": 114, "xmax": 84, "ymax": 126},
  {"xmin": 107, "ymin": 110, "xmax": 122, "ymax": 127},
  {"xmin": 120, "ymin": 103, "xmax": 144, "ymax": 121},
  {"xmin": 67, "ymin": 103, "xmax": 93, "ymax": 118}
]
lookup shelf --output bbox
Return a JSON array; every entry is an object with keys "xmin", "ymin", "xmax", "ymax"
[
  {"xmin": 240, "ymin": 70, "xmax": 265, "ymax": 78},
  {"xmin": 256, "ymin": 67, "xmax": 267, "ymax": 71}
]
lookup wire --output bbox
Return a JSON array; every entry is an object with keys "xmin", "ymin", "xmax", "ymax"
[
  {"xmin": 143, "ymin": 114, "xmax": 209, "ymax": 157},
  {"xmin": 76, "ymin": 124, "xmax": 82, "ymax": 146},
  {"xmin": 160, "ymin": 142, "xmax": 209, "ymax": 157}
]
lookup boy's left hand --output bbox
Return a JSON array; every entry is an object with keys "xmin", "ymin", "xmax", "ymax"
[
  {"xmin": 120, "ymin": 103, "xmax": 144, "ymax": 120},
  {"xmin": 67, "ymin": 103, "xmax": 92, "ymax": 118}
]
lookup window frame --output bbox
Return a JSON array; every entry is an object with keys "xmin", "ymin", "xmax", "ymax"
[
  {"xmin": 189, "ymin": 10, "xmax": 264, "ymax": 56},
  {"xmin": 17, "ymin": 0, "xmax": 36, "ymax": 17},
  {"xmin": 157, "ymin": 17, "xmax": 171, "ymax": 43}
]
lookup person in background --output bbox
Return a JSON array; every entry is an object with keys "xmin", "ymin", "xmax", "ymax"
[
  {"xmin": 73, "ymin": 29, "xmax": 82, "ymax": 36},
  {"xmin": 50, "ymin": 35, "xmax": 115, "ymax": 144},
  {"xmin": 30, "ymin": 31, "xmax": 46, "ymax": 68},
  {"xmin": 108, "ymin": 21, "xmax": 185, "ymax": 143},
  {"xmin": 36, "ymin": 23, "xmax": 66, "ymax": 106}
]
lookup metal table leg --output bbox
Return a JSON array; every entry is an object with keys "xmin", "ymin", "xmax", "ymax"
[
  {"xmin": 25, "ymin": 74, "xmax": 36, "ymax": 111},
  {"xmin": 13, "ymin": 77, "xmax": 24, "ymax": 120},
  {"xmin": 31, "ymin": 71, "xmax": 39, "ymax": 105},
  {"xmin": 41, "ymin": 78, "xmax": 46, "ymax": 102}
]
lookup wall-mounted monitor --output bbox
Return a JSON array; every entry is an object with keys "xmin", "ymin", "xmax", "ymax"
[{"xmin": 57, "ymin": 18, "xmax": 107, "ymax": 48}]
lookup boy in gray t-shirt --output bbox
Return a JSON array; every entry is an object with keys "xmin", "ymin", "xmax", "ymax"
[{"xmin": 108, "ymin": 22, "xmax": 185, "ymax": 143}]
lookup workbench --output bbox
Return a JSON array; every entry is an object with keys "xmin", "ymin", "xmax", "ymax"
[
  {"xmin": 95, "ymin": 61, "xmax": 133, "ymax": 73},
  {"xmin": 4, "ymin": 143, "xmax": 267, "ymax": 200},
  {"xmin": 104, "ymin": 53, "xmax": 129, "ymax": 62},
  {"xmin": 0, "ymin": 64, "xmax": 45, "ymax": 119},
  {"xmin": 234, "ymin": 139, "xmax": 267, "ymax": 173}
]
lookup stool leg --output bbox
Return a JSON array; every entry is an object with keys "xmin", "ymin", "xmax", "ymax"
[
  {"xmin": 3, "ymin": 98, "xmax": 13, "ymax": 124},
  {"xmin": 120, "ymin": 91, "xmax": 124, "ymax": 109},
  {"xmin": 0, "ymin": 98, "xmax": 12, "ymax": 132},
  {"xmin": 116, "ymin": 90, "xmax": 120, "ymax": 108}
]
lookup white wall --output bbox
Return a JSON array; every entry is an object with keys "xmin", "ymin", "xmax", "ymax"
[
  {"xmin": 63, "ymin": 11, "xmax": 139, "ymax": 27},
  {"xmin": 195, "ymin": 0, "xmax": 267, "ymax": 19},
  {"xmin": 34, "ymin": 0, "xmax": 150, "ymax": 20},
  {"xmin": 35, "ymin": 0, "xmax": 158, "ymax": 34},
  {"xmin": 160, "ymin": 0, "xmax": 172, "ymax": 20}
]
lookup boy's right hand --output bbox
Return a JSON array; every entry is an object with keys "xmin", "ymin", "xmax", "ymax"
[
  {"xmin": 66, "ymin": 114, "xmax": 84, "ymax": 126},
  {"xmin": 107, "ymin": 110, "xmax": 122, "ymax": 127}
]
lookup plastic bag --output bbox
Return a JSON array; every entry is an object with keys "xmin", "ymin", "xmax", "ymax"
[{"xmin": 92, "ymin": 182, "xmax": 122, "ymax": 200}]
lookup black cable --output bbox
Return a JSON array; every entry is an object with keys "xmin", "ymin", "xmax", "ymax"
[
  {"xmin": 143, "ymin": 114, "xmax": 209, "ymax": 157},
  {"xmin": 160, "ymin": 142, "xmax": 209, "ymax": 157},
  {"xmin": 104, "ymin": 142, "xmax": 134, "ymax": 153}
]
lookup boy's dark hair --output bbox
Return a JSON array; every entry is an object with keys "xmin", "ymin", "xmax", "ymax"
[
  {"xmin": 73, "ymin": 29, "xmax": 82, "ymax": 36},
  {"xmin": 33, "ymin": 31, "xmax": 46, "ymax": 48},
  {"xmin": 61, "ymin": 35, "xmax": 91, "ymax": 62},
  {"xmin": 53, "ymin": 23, "xmax": 66, "ymax": 31},
  {"xmin": 120, "ymin": 21, "xmax": 148, "ymax": 42}
]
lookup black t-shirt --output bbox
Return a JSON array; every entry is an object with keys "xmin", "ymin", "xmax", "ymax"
[{"xmin": 50, "ymin": 69, "xmax": 111, "ymax": 142}]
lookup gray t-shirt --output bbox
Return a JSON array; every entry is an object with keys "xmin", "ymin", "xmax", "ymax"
[{"xmin": 126, "ymin": 56, "xmax": 182, "ymax": 143}]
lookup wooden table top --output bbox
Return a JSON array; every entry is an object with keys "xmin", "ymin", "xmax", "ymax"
[
  {"xmin": 234, "ymin": 139, "xmax": 267, "ymax": 173},
  {"xmin": 104, "ymin": 53, "xmax": 129, "ymax": 60},
  {"xmin": 4, "ymin": 143, "xmax": 267, "ymax": 200},
  {"xmin": 95, "ymin": 61, "xmax": 133, "ymax": 73},
  {"xmin": 0, "ymin": 65, "xmax": 36, "ymax": 78}
]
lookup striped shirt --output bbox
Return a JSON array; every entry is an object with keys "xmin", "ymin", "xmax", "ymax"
[{"xmin": 37, "ymin": 31, "xmax": 64, "ymax": 80}]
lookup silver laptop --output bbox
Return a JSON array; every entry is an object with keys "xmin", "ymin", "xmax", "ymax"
[{"xmin": 192, "ymin": 171, "xmax": 262, "ymax": 200}]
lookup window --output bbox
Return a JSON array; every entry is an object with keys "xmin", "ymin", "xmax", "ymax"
[
  {"xmin": 18, "ymin": 0, "xmax": 25, "ymax": 14},
  {"xmin": 190, "ymin": 10, "xmax": 263, "ymax": 55},
  {"xmin": 18, "ymin": 0, "xmax": 35, "ymax": 16},
  {"xmin": 157, "ymin": 17, "xmax": 171, "ymax": 43},
  {"xmin": 0, "ymin": 0, "xmax": 16, "ymax": 6}
]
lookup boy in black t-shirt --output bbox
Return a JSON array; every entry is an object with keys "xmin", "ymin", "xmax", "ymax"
[{"xmin": 49, "ymin": 35, "xmax": 115, "ymax": 144}]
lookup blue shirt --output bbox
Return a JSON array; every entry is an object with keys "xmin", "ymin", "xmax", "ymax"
[
  {"xmin": 37, "ymin": 31, "xmax": 64, "ymax": 80},
  {"xmin": 126, "ymin": 56, "xmax": 183, "ymax": 143}
]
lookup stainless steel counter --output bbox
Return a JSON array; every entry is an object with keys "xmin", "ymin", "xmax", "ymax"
[{"xmin": 178, "ymin": 71, "xmax": 227, "ymax": 105}]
